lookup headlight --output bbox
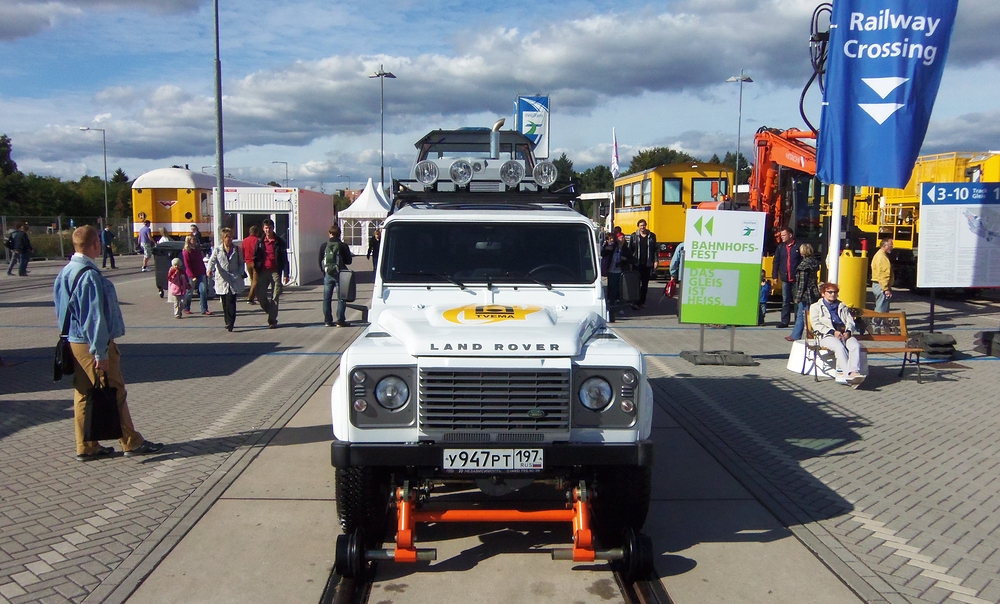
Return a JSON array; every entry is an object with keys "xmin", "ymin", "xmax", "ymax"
[
  {"xmin": 579, "ymin": 377, "xmax": 613, "ymax": 411},
  {"xmin": 532, "ymin": 161, "xmax": 558, "ymax": 187},
  {"xmin": 499, "ymin": 160, "xmax": 525, "ymax": 187},
  {"xmin": 375, "ymin": 376, "xmax": 409, "ymax": 410},
  {"xmin": 449, "ymin": 159, "xmax": 474, "ymax": 185},
  {"xmin": 414, "ymin": 160, "xmax": 439, "ymax": 185}
]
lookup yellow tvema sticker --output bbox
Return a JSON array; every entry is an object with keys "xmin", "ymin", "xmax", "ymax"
[{"xmin": 443, "ymin": 305, "xmax": 543, "ymax": 324}]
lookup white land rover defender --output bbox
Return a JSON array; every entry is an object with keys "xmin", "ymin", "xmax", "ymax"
[{"xmin": 331, "ymin": 124, "xmax": 654, "ymax": 579}]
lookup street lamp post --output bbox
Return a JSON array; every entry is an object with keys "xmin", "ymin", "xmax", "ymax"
[
  {"xmin": 272, "ymin": 161, "xmax": 289, "ymax": 187},
  {"xmin": 369, "ymin": 64, "xmax": 396, "ymax": 188},
  {"xmin": 79, "ymin": 127, "xmax": 108, "ymax": 224},
  {"xmin": 337, "ymin": 174, "xmax": 351, "ymax": 194},
  {"xmin": 726, "ymin": 69, "xmax": 754, "ymax": 191}
]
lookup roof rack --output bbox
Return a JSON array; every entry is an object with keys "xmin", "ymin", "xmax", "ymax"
[{"xmin": 389, "ymin": 183, "xmax": 580, "ymax": 215}]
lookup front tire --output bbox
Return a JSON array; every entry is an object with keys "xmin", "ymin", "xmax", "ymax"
[
  {"xmin": 592, "ymin": 466, "xmax": 651, "ymax": 546},
  {"xmin": 335, "ymin": 467, "xmax": 391, "ymax": 539}
]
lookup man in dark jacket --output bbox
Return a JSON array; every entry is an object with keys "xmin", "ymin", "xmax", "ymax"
[
  {"xmin": 7, "ymin": 224, "xmax": 33, "ymax": 276},
  {"xmin": 253, "ymin": 219, "xmax": 290, "ymax": 328},
  {"xmin": 101, "ymin": 225, "xmax": 117, "ymax": 269},
  {"xmin": 771, "ymin": 227, "xmax": 802, "ymax": 328},
  {"xmin": 628, "ymin": 219, "xmax": 657, "ymax": 307}
]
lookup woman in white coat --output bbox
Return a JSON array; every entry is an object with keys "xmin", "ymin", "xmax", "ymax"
[
  {"xmin": 207, "ymin": 227, "xmax": 245, "ymax": 332},
  {"xmin": 809, "ymin": 282, "xmax": 864, "ymax": 386}
]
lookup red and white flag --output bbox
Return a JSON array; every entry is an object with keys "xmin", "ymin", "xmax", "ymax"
[{"xmin": 611, "ymin": 128, "xmax": 620, "ymax": 178}]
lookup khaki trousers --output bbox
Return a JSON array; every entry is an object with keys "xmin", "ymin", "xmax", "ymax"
[
  {"xmin": 71, "ymin": 341, "xmax": 144, "ymax": 455},
  {"xmin": 245, "ymin": 262, "xmax": 258, "ymax": 303}
]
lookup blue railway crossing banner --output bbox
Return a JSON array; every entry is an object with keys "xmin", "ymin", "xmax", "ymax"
[
  {"xmin": 817, "ymin": 0, "xmax": 958, "ymax": 188},
  {"xmin": 918, "ymin": 183, "xmax": 1000, "ymax": 288}
]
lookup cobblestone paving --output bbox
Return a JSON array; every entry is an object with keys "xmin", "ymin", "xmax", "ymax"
[
  {"xmin": 0, "ymin": 255, "xmax": 368, "ymax": 603},
  {"xmin": 616, "ymin": 290, "xmax": 1000, "ymax": 604}
]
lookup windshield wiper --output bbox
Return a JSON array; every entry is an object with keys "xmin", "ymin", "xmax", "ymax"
[
  {"xmin": 394, "ymin": 270, "xmax": 467, "ymax": 289},
  {"xmin": 503, "ymin": 271, "xmax": 553, "ymax": 290}
]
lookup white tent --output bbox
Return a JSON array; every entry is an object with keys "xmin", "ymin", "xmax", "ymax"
[{"xmin": 338, "ymin": 178, "xmax": 390, "ymax": 255}]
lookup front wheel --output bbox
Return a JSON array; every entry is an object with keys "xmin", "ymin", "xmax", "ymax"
[
  {"xmin": 335, "ymin": 467, "xmax": 391, "ymax": 539},
  {"xmin": 591, "ymin": 466, "xmax": 651, "ymax": 547}
]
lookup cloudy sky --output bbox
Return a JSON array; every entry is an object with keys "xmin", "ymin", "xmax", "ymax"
[{"xmin": 2, "ymin": 0, "xmax": 999, "ymax": 192}]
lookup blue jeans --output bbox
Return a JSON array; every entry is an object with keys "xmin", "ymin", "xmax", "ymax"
[
  {"xmin": 790, "ymin": 302, "xmax": 807, "ymax": 340},
  {"xmin": 780, "ymin": 281, "xmax": 793, "ymax": 325},
  {"xmin": 185, "ymin": 275, "xmax": 208, "ymax": 313},
  {"xmin": 872, "ymin": 282, "xmax": 890, "ymax": 313},
  {"xmin": 323, "ymin": 273, "xmax": 347, "ymax": 324}
]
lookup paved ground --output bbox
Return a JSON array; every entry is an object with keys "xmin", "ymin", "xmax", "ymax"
[{"xmin": 2, "ymin": 254, "xmax": 999, "ymax": 603}]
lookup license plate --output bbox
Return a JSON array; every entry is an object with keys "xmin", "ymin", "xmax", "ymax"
[{"xmin": 442, "ymin": 448, "xmax": 544, "ymax": 472}]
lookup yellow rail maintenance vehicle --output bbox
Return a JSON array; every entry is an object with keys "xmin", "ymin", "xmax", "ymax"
[
  {"xmin": 131, "ymin": 168, "xmax": 218, "ymax": 241},
  {"xmin": 852, "ymin": 151, "xmax": 1000, "ymax": 288},
  {"xmin": 612, "ymin": 162, "xmax": 733, "ymax": 279}
]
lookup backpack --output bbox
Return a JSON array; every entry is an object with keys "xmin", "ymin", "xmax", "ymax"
[
  {"xmin": 325, "ymin": 241, "xmax": 352, "ymax": 276},
  {"xmin": 4, "ymin": 232, "xmax": 14, "ymax": 250}
]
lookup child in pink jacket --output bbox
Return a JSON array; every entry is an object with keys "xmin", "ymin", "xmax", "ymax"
[{"xmin": 166, "ymin": 258, "xmax": 190, "ymax": 319}]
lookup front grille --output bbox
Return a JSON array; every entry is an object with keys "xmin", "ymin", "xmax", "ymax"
[
  {"xmin": 420, "ymin": 369, "xmax": 571, "ymax": 433},
  {"xmin": 469, "ymin": 181, "xmax": 503, "ymax": 193}
]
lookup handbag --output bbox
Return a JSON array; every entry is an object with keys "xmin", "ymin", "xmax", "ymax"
[
  {"xmin": 83, "ymin": 373, "xmax": 123, "ymax": 441},
  {"xmin": 54, "ymin": 266, "xmax": 95, "ymax": 381},
  {"xmin": 664, "ymin": 278, "xmax": 678, "ymax": 299}
]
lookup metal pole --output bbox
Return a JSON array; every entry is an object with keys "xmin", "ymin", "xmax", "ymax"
[
  {"xmin": 57, "ymin": 216, "xmax": 64, "ymax": 258},
  {"xmin": 212, "ymin": 0, "xmax": 226, "ymax": 245},
  {"xmin": 828, "ymin": 184, "xmax": 844, "ymax": 284},
  {"xmin": 736, "ymin": 71, "xmax": 744, "ymax": 191},
  {"xmin": 379, "ymin": 70, "xmax": 385, "ymax": 188},
  {"xmin": 929, "ymin": 288, "xmax": 936, "ymax": 333},
  {"xmin": 101, "ymin": 130, "xmax": 108, "ymax": 225}
]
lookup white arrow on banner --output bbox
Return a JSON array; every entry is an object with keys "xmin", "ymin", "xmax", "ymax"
[
  {"xmin": 927, "ymin": 185, "xmax": 937, "ymax": 202},
  {"xmin": 859, "ymin": 77, "xmax": 909, "ymax": 125}
]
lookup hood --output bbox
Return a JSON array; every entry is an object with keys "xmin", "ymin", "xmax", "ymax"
[{"xmin": 377, "ymin": 303, "xmax": 605, "ymax": 357}]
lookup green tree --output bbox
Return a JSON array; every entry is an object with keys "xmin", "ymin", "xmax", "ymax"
[
  {"xmin": 111, "ymin": 168, "xmax": 129, "ymax": 183},
  {"xmin": 721, "ymin": 152, "xmax": 751, "ymax": 184},
  {"xmin": 551, "ymin": 153, "xmax": 577, "ymax": 189},
  {"xmin": 578, "ymin": 164, "xmax": 614, "ymax": 193},
  {"xmin": 0, "ymin": 134, "xmax": 17, "ymax": 177},
  {"xmin": 625, "ymin": 147, "xmax": 700, "ymax": 174}
]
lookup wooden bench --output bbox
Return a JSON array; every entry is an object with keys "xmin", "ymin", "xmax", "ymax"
[{"xmin": 804, "ymin": 310, "xmax": 923, "ymax": 383}]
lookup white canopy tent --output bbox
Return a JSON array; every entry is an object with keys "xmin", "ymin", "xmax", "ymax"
[{"xmin": 338, "ymin": 178, "xmax": 390, "ymax": 255}]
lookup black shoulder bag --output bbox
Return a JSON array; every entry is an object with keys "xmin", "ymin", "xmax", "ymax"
[{"xmin": 54, "ymin": 266, "xmax": 95, "ymax": 382}]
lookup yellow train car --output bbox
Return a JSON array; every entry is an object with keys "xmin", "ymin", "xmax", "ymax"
[
  {"xmin": 612, "ymin": 162, "xmax": 733, "ymax": 277},
  {"xmin": 131, "ymin": 167, "xmax": 218, "ymax": 240}
]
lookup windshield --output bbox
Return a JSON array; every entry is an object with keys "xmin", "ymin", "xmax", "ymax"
[{"xmin": 382, "ymin": 222, "xmax": 598, "ymax": 285}]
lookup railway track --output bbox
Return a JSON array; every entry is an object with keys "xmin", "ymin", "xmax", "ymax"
[{"xmin": 320, "ymin": 558, "xmax": 675, "ymax": 604}]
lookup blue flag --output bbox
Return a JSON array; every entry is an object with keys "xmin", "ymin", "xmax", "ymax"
[{"xmin": 816, "ymin": 0, "xmax": 958, "ymax": 188}]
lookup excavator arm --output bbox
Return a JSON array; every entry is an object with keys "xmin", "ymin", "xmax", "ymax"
[{"xmin": 748, "ymin": 127, "xmax": 817, "ymax": 234}]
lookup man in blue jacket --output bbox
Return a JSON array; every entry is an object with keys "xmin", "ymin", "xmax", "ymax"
[{"xmin": 54, "ymin": 225, "xmax": 163, "ymax": 461}]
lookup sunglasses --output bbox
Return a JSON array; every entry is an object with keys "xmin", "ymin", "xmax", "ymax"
[{"xmin": 823, "ymin": 290, "xmax": 839, "ymax": 295}]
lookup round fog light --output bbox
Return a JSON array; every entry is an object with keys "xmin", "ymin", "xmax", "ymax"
[
  {"xmin": 353, "ymin": 399, "xmax": 368, "ymax": 412},
  {"xmin": 620, "ymin": 400, "xmax": 635, "ymax": 413},
  {"xmin": 449, "ymin": 159, "xmax": 474, "ymax": 185},
  {"xmin": 499, "ymin": 160, "xmax": 525, "ymax": 187},
  {"xmin": 414, "ymin": 160, "xmax": 439, "ymax": 185}
]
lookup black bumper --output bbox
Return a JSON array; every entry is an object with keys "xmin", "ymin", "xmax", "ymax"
[{"xmin": 331, "ymin": 440, "xmax": 654, "ymax": 469}]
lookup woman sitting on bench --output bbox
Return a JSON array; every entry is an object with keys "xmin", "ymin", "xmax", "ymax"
[{"xmin": 809, "ymin": 282, "xmax": 865, "ymax": 386}]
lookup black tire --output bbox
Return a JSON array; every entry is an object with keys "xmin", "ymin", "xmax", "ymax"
[
  {"xmin": 592, "ymin": 466, "xmax": 651, "ymax": 547},
  {"xmin": 612, "ymin": 528, "xmax": 655, "ymax": 581},
  {"xmin": 335, "ymin": 467, "xmax": 391, "ymax": 540},
  {"xmin": 334, "ymin": 527, "xmax": 366, "ymax": 578}
]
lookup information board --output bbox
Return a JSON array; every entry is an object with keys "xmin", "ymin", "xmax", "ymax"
[
  {"xmin": 917, "ymin": 182, "xmax": 1000, "ymax": 288},
  {"xmin": 680, "ymin": 210, "xmax": 766, "ymax": 325}
]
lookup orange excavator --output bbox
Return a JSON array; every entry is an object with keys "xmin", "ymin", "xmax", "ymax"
[{"xmin": 747, "ymin": 126, "xmax": 818, "ymax": 238}]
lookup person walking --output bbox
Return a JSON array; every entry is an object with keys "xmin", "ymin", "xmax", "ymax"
[
  {"xmin": 166, "ymin": 258, "xmax": 189, "ymax": 319},
  {"xmin": 787, "ymin": 243, "xmax": 821, "ymax": 341},
  {"xmin": 602, "ymin": 231, "xmax": 635, "ymax": 306},
  {"xmin": 871, "ymin": 238, "xmax": 894, "ymax": 314},
  {"xmin": 241, "ymin": 225, "xmax": 261, "ymax": 305},
  {"xmin": 182, "ymin": 235, "xmax": 210, "ymax": 315},
  {"xmin": 7, "ymin": 224, "xmax": 33, "ymax": 276},
  {"xmin": 771, "ymin": 227, "xmax": 801, "ymax": 328},
  {"xmin": 367, "ymin": 228, "xmax": 381, "ymax": 278},
  {"xmin": 156, "ymin": 227, "xmax": 172, "ymax": 244},
  {"xmin": 101, "ymin": 225, "xmax": 117, "ymax": 269},
  {"xmin": 53, "ymin": 225, "xmax": 164, "ymax": 461},
  {"xmin": 810, "ymin": 282, "xmax": 865, "ymax": 386},
  {"xmin": 138, "ymin": 220, "xmax": 154, "ymax": 272},
  {"xmin": 669, "ymin": 242, "xmax": 685, "ymax": 319},
  {"xmin": 253, "ymin": 218, "xmax": 289, "ymax": 329},
  {"xmin": 208, "ymin": 227, "xmax": 245, "ymax": 332},
  {"xmin": 319, "ymin": 224, "xmax": 353, "ymax": 327},
  {"xmin": 190, "ymin": 224, "xmax": 205, "ymax": 246},
  {"xmin": 628, "ymin": 219, "xmax": 657, "ymax": 308}
]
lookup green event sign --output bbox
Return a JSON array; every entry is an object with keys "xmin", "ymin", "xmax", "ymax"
[{"xmin": 680, "ymin": 210, "xmax": 767, "ymax": 326}]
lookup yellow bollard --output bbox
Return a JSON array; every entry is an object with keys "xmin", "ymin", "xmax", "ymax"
[{"xmin": 837, "ymin": 250, "xmax": 868, "ymax": 310}]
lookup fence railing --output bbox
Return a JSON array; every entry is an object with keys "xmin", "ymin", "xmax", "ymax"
[{"xmin": 2, "ymin": 216, "xmax": 137, "ymax": 261}]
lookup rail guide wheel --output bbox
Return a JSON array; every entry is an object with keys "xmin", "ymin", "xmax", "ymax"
[
  {"xmin": 613, "ymin": 527, "xmax": 655, "ymax": 582},
  {"xmin": 334, "ymin": 527, "xmax": 367, "ymax": 579}
]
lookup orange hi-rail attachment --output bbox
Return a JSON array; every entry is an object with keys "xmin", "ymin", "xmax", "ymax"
[{"xmin": 364, "ymin": 480, "xmax": 625, "ymax": 565}]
